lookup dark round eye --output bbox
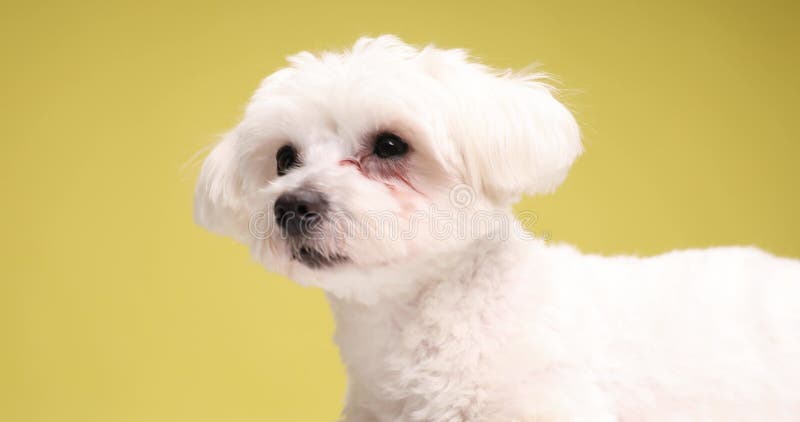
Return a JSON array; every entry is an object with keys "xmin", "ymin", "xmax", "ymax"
[
  {"xmin": 276, "ymin": 144, "xmax": 299, "ymax": 176},
  {"xmin": 373, "ymin": 132, "xmax": 408, "ymax": 159}
]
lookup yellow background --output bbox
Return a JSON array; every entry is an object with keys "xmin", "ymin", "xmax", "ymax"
[{"xmin": 2, "ymin": 0, "xmax": 799, "ymax": 420}]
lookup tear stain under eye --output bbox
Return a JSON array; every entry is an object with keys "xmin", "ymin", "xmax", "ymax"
[
  {"xmin": 391, "ymin": 168, "xmax": 424, "ymax": 195},
  {"xmin": 339, "ymin": 157, "xmax": 423, "ymax": 195},
  {"xmin": 339, "ymin": 158, "xmax": 362, "ymax": 172}
]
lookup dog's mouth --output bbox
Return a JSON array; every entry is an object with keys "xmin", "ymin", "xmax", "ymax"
[{"xmin": 291, "ymin": 246, "xmax": 349, "ymax": 269}]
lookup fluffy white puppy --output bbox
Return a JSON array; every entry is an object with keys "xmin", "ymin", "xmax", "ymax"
[{"xmin": 194, "ymin": 35, "xmax": 800, "ymax": 421}]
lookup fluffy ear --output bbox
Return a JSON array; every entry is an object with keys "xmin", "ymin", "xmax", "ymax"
[
  {"xmin": 424, "ymin": 45, "xmax": 582, "ymax": 206},
  {"xmin": 193, "ymin": 131, "xmax": 250, "ymax": 240},
  {"xmin": 458, "ymin": 73, "xmax": 582, "ymax": 205}
]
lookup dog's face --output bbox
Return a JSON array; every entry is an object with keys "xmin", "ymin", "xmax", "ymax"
[{"xmin": 195, "ymin": 36, "xmax": 581, "ymax": 301}]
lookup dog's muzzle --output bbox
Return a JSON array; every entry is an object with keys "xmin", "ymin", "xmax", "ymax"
[
  {"xmin": 273, "ymin": 188, "xmax": 348, "ymax": 268},
  {"xmin": 274, "ymin": 188, "xmax": 328, "ymax": 237}
]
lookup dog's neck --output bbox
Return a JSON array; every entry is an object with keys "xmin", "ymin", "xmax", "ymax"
[
  {"xmin": 330, "ymin": 229, "xmax": 527, "ymax": 304},
  {"xmin": 325, "ymin": 233, "xmax": 541, "ymax": 395}
]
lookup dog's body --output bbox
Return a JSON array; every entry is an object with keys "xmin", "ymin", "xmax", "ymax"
[
  {"xmin": 194, "ymin": 36, "xmax": 800, "ymax": 420},
  {"xmin": 332, "ymin": 239, "xmax": 800, "ymax": 421}
]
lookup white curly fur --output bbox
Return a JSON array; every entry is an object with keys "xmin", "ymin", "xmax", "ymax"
[{"xmin": 195, "ymin": 35, "xmax": 800, "ymax": 421}]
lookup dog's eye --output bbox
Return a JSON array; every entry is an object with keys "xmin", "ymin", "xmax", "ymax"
[
  {"xmin": 276, "ymin": 144, "xmax": 299, "ymax": 176},
  {"xmin": 373, "ymin": 132, "xmax": 408, "ymax": 159}
]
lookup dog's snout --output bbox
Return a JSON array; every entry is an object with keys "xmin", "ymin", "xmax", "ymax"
[{"xmin": 274, "ymin": 189, "xmax": 328, "ymax": 235}]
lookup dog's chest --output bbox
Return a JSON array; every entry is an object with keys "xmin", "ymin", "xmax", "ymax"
[{"xmin": 333, "ymin": 275, "xmax": 525, "ymax": 420}]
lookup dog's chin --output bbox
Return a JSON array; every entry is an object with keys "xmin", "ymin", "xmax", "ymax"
[{"xmin": 291, "ymin": 246, "xmax": 349, "ymax": 269}]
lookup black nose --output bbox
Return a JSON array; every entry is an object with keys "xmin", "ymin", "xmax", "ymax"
[{"xmin": 274, "ymin": 189, "xmax": 328, "ymax": 235}]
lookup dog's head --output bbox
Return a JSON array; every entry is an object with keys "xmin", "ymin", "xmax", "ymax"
[{"xmin": 194, "ymin": 35, "xmax": 581, "ymax": 302}]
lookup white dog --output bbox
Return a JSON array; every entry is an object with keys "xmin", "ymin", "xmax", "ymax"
[{"xmin": 194, "ymin": 35, "xmax": 800, "ymax": 421}]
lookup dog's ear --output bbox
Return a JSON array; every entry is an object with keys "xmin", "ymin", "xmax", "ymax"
[
  {"xmin": 194, "ymin": 131, "xmax": 251, "ymax": 240},
  {"xmin": 459, "ymin": 74, "xmax": 582, "ymax": 205},
  {"xmin": 471, "ymin": 76, "xmax": 583, "ymax": 205},
  {"xmin": 422, "ymin": 47, "xmax": 582, "ymax": 206}
]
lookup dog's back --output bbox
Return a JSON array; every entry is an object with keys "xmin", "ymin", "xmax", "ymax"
[{"xmin": 538, "ymin": 245, "xmax": 800, "ymax": 420}]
